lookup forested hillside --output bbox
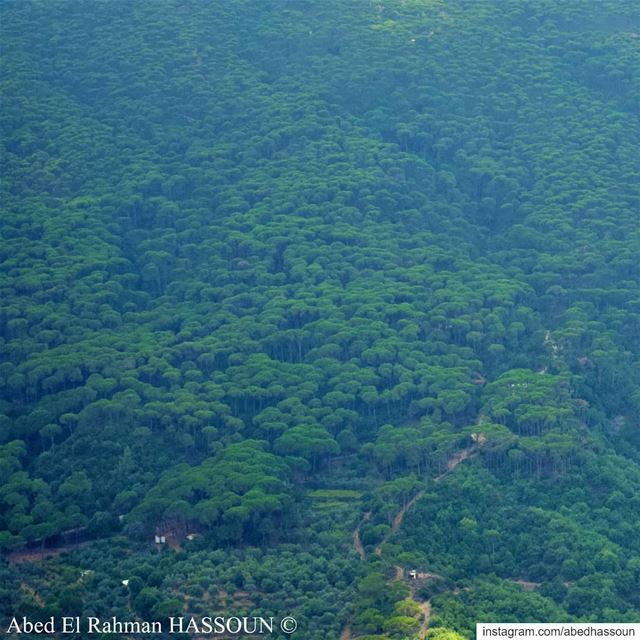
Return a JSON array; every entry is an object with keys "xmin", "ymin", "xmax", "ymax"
[{"xmin": 1, "ymin": 1, "xmax": 639, "ymax": 638}]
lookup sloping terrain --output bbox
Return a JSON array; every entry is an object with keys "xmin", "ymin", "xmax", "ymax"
[{"xmin": 1, "ymin": 1, "xmax": 639, "ymax": 638}]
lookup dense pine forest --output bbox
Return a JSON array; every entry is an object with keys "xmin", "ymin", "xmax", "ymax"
[{"xmin": 1, "ymin": 0, "xmax": 639, "ymax": 638}]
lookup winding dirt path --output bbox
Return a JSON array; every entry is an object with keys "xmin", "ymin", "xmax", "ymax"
[
  {"xmin": 433, "ymin": 444, "xmax": 478, "ymax": 482},
  {"xmin": 340, "ymin": 625, "xmax": 352, "ymax": 640},
  {"xmin": 387, "ymin": 566, "xmax": 433, "ymax": 639},
  {"xmin": 418, "ymin": 600, "xmax": 432, "ymax": 639},
  {"xmin": 392, "ymin": 490, "xmax": 425, "ymax": 533},
  {"xmin": 352, "ymin": 511, "xmax": 371, "ymax": 560},
  {"xmin": 342, "ymin": 442, "xmax": 482, "ymax": 639},
  {"xmin": 374, "ymin": 488, "xmax": 425, "ymax": 556},
  {"xmin": 374, "ymin": 444, "xmax": 479, "ymax": 556}
]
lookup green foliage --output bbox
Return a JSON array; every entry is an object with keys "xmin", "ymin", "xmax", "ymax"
[
  {"xmin": 128, "ymin": 440, "xmax": 292, "ymax": 543},
  {"xmin": 1, "ymin": 0, "xmax": 639, "ymax": 637}
]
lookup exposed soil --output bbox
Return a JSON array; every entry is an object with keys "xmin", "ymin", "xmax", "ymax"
[
  {"xmin": 507, "ymin": 578, "xmax": 541, "ymax": 591},
  {"xmin": 374, "ymin": 444, "xmax": 480, "ymax": 556},
  {"xmin": 352, "ymin": 511, "xmax": 371, "ymax": 561},
  {"xmin": 324, "ymin": 443, "xmax": 482, "ymax": 640},
  {"xmin": 7, "ymin": 541, "xmax": 91, "ymax": 564},
  {"xmin": 340, "ymin": 625, "xmax": 352, "ymax": 640},
  {"xmin": 418, "ymin": 600, "xmax": 432, "ymax": 639}
]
